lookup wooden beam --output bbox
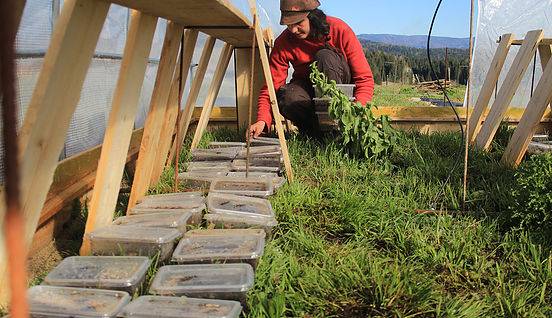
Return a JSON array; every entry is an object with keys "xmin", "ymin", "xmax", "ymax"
[
  {"xmin": 475, "ymin": 30, "xmax": 544, "ymax": 150},
  {"xmin": 502, "ymin": 48, "xmax": 552, "ymax": 166},
  {"xmin": 0, "ymin": 0, "xmax": 109, "ymax": 307},
  {"xmin": 253, "ymin": 18, "xmax": 294, "ymax": 182},
  {"xmin": 168, "ymin": 36, "xmax": 216, "ymax": 163},
  {"xmin": 235, "ymin": 47, "xmax": 264, "ymax": 130},
  {"xmin": 191, "ymin": 43, "xmax": 234, "ymax": 149},
  {"xmin": 511, "ymin": 38, "xmax": 552, "ymax": 46},
  {"xmin": 539, "ymin": 44, "xmax": 552, "ymax": 68},
  {"xmin": 150, "ymin": 29, "xmax": 198, "ymax": 184},
  {"xmin": 127, "ymin": 22, "xmax": 184, "ymax": 211},
  {"xmin": 467, "ymin": 34, "xmax": 513, "ymax": 143},
  {"xmin": 80, "ymin": 11, "xmax": 157, "ymax": 255}
]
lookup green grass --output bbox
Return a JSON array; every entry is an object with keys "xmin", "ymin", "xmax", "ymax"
[{"xmin": 373, "ymin": 83, "xmax": 466, "ymax": 107}]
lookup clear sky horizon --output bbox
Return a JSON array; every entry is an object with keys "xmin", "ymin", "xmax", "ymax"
[{"xmin": 319, "ymin": 0, "xmax": 474, "ymax": 38}]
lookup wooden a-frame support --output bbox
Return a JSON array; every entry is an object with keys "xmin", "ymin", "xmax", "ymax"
[
  {"xmin": 0, "ymin": 0, "xmax": 110, "ymax": 305},
  {"xmin": 126, "ymin": 21, "xmax": 183, "ymax": 211},
  {"xmin": 79, "ymin": 11, "xmax": 158, "ymax": 255}
]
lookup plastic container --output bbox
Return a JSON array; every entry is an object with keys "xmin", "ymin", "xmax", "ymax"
[
  {"xmin": 119, "ymin": 296, "xmax": 242, "ymax": 318},
  {"xmin": 226, "ymin": 172, "xmax": 286, "ymax": 190},
  {"xmin": 172, "ymin": 230, "xmax": 265, "ymax": 267},
  {"xmin": 27, "ymin": 286, "xmax": 131, "ymax": 318},
  {"xmin": 251, "ymin": 137, "xmax": 280, "ymax": 146},
  {"xmin": 178, "ymin": 171, "xmax": 229, "ymax": 191},
  {"xmin": 208, "ymin": 142, "xmax": 246, "ymax": 149},
  {"xmin": 186, "ymin": 161, "xmax": 232, "ymax": 172},
  {"xmin": 191, "ymin": 148, "xmax": 238, "ymax": 161},
  {"xmin": 209, "ymin": 177, "xmax": 274, "ymax": 198},
  {"xmin": 235, "ymin": 146, "xmax": 281, "ymax": 159},
  {"xmin": 87, "ymin": 226, "xmax": 182, "ymax": 262},
  {"xmin": 43, "ymin": 256, "xmax": 150, "ymax": 294},
  {"xmin": 204, "ymin": 214, "xmax": 278, "ymax": 236},
  {"xmin": 133, "ymin": 195, "xmax": 205, "ymax": 210},
  {"xmin": 113, "ymin": 212, "xmax": 192, "ymax": 234},
  {"xmin": 149, "ymin": 264, "xmax": 254, "ymax": 302},
  {"xmin": 230, "ymin": 160, "xmax": 280, "ymax": 173},
  {"xmin": 207, "ymin": 193, "xmax": 274, "ymax": 218},
  {"xmin": 137, "ymin": 192, "xmax": 204, "ymax": 204},
  {"xmin": 186, "ymin": 228, "xmax": 266, "ymax": 238},
  {"xmin": 129, "ymin": 206, "xmax": 205, "ymax": 226},
  {"xmin": 313, "ymin": 83, "xmax": 355, "ymax": 98}
]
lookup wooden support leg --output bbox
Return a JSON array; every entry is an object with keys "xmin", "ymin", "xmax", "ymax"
[
  {"xmin": 235, "ymin": 47, "xmax": 264, "ymax": 130},
  {"xmin": 0, "ymin": 0, "xmax": 109, "ymax": 306},
  {"xmin": 475, "ymin": 30, "xmax": 544, "ymax": 150},
  {"xmin": 467, "ymin": 34, "xmax": 513, "ymax": 143},
  {"xmin": 80, "ymin": 11, "xmax": 157, "ymax": 256},
  {"xmin": 538, "ymin": 44, "xmax": 552, "ymax": 111},
  {"xmin": 150, "ymin": 29, "xmax": 199, "ymax": 184},
  {"xmin": 167, "ymin": 36, "xmax": 216, "ymax": 164},
  {"xmin": 254, "ymin": 19, "xmax": 294, "ymax": 182},
  {"xmin": 127, "ymin": 22, "xmax": 183, "ymax": 211},
  {"xmin": 501, "ymin": 44, "xmax": 552, "ymax": 166},
  {"xmin": 191, "ymin": 43, "xmax": 234, "ymax": 150}
]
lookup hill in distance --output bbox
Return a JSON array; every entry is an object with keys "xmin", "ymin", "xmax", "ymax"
[{"xmin": 357, "ymin": 34, "xmax": 470, "ymax": 49}]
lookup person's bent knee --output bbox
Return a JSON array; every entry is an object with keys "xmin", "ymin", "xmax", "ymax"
[{"xmin": 315, "ymin": 48, "xmax": 340, "ymax": 63}]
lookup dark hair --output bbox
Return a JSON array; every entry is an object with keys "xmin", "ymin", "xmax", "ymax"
[{"xmin": 308, "ymin": 9, "xmax": 330, "ymax": 41}]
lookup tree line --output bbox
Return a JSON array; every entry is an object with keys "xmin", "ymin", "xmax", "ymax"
[{"xmin": 361, "ymin": 41, "xmax": 470, "ymax": 85}]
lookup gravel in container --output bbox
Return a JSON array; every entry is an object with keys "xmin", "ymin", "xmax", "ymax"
[
  {"xmin": 87, "ymin": 226, "xmax": 182, "ymax": 262},
  {"xmin": 191, "ymin": 148, "xmax": 239, "ymax": 161},
  {"xmin": 204, "ymin": 213, "xmax": 278, "ymax": 237},
  {"xmin": 207, "ymin": 193, "xmax": 274, "ymax": 218},
  {"xmin": 129, "ymin": 206, "xmax": 205, "ymax": 226},
  {"xmin": 226, "ymin": 172, "xmax": 286, "ymax": 190},
  {"xmin": 43, "ymin": 256, "xmax": 150, "ymax": 294},
  {"xmin": 209, "ymin": 177, "xmax": 274, "ymax": 198},
  {"xmin": 149, "ymin": 264, "xmax": 254, "ymax": 302},
  {"xmin": 27, "ymin": 286, "xmax": 130, "ymax": 318},
  {"xmin": 113, "ymin": 212, "xmax": 192, "ymax": 234},
  {"xmin": 208, "ymin": 141, "xmax": 246, "ymax": 149},
  {"xmin": 172, "ymin": 230, "xmax": 265, "ymax": 268},
  {"xmin": 119, "ymin": 296, "xmax": 241, "ymax": 318}
]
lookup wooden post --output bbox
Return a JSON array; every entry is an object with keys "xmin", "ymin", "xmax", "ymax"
[
  {"xmin": 127, "ymin": 22, "xmax": 183, "ymax": 211},
  {"xmin": 467, "ymin": 34, "xmax": 514, "ymax": 143},
  {"xmin": 191, "ymin": 43, "xmax": 234, "ymax": 150},
  {"xmin": 235, "ymin": 47, "xmax": 264, "ymax": 130},
  {"xmin": 0, "ymin": 0, "xmax": 109, "ymax": 306},
  {"xmin": 168, "ymin": 36, "xmax": 216, "ymax": 163},
  {"xmin": 253, "ymin": 18, "xmax": 294, "ymax": 182},
  {"xmin": 150, "ymin": 29, "xmax": 198, "ymax": 184},
  {"xmin": 79, "ymin": 11, "xmax": 157, "ymax": 255},
  {"xmin": 475, "ymin": 30, "xmax": 544, "ymax": 150}
]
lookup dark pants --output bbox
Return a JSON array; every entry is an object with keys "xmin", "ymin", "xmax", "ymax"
[{"xmin": 277, "ymin": 48, "xmax": 351, "ymax": 138}]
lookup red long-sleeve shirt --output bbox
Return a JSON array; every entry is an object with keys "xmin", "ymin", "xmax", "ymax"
[{"xmin": 257, "ymin": 16, "xmax": 374, "ymax": 126}]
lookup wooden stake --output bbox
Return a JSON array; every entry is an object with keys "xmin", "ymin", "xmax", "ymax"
[
  {"xmin": 191, "ymin": 43, "xmax": 234, "ymax": 150},
  {"xmin": 127, "ymin": 22, "xmax": 183, "ymax": 211},
  {"xmin": 0, "ymin": 0, "xmax": 109, "ymax": 307},
  {"xmin": 475, "ymin": 30, "xmax": 544, "ymax": 150},
  {"xmin": 246, "ymin": 16, "xmax": 257, "ymax": 177},
  {"xmin": 168, "ymin": 36, "xmax": 216, "ymax": 163},
  {"xmin": 80, "ymin": 11, "xmax": 157, "ymax": 255}
]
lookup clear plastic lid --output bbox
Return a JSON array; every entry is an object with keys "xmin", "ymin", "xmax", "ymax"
[
  {"xmin": 204, "ymin": 213, "xmax": 278, "ymax": 229},
  {"xmin": 119, "ymin": 296, "xmax": 241, "ymax": 318},
  {"xmin": 186, "ymin": 161, "xmax": 232, "ymax": 172},
  {"xmin": 186, "ymin": 229, "xmax": 266, "ymax": 238},
  {"xmin": 28, "ymin": 286, "xmax": 131, "ymax": 318},
  {"xmin": 138, "ymin": 192, "xmax": 204, "ymax": 204},
  {"xmin": 209, "ymin": 177, "xmax": 274, "ymax": 198},
  {"xmin": 87, "ymin": 226, "xmax": 182, "ymax": 244},
  {"xmin": 149, "ymin": 264, "xmax": 254, "ymax": 295},
  {"xmin": 113, "ymin": 212, "xmax": 191, "ymax": 232},
  {"xmin": 191, "ymin": 149, "xmax": 239, "ymax": 161},
  {"xmin": 172, "ymin": 233, "xmax": 265, "ymax": 263},
  {"xmin": 251, "ymin": 137, "xmax": 280, "ymax": 146},
  {"xmin": 208, "ymin": 142, "xmax": 246, "ymax": 149},
  {"xmin": 207, "ymin": 193, "xmax": 274, "ymax": 219},
  {"xmin": 43, "ymin": 256, "xmax": 151, "ymax": 290},
  {"xmin": 129, "ymin": 205, "xmax": 205, "ymax": 216},
  {"xmin": 230, "ymin": 160, "xmax": 281, "ymax": 173},
  {"xmin": 237, "ymin": 145, "xmax": 281, "ymax": 157},
  {"xmin": 180, "ymin": 170, "xmax": 229, "ymax": 179},
  {"xmin": 133, "ymin": 196, "xmax": 205, "ymax": 210},
  {"xmin": 226, "ymin": 172, "xmax": 286, "ymax": 189}
]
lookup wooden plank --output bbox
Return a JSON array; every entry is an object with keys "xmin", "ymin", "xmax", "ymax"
[
  {"xmin": 127, "ymin": 22, "xmax": 183, "ymax": 211},
  {"xmin": 475, "ymin": 30, "xmax": 544, "ymax": 150},
  {"xmin": 467, "ymin": 34, "xmax": 513, "ymax": 142},
  {"xmin": 0, "ymin": 0, "xmax": 109, "ymax": 308},
  {"xmin": 512, "ymin": 38, "xmax": 552, "ymax": 46},
  {"xmin": 168, "ymin": 36, "xmax": 216, "ymax": 163},
  {"xmin": 501, "ymin": 52, "xmax": 552, "ymax": 166},
  {"xmin": 539, "ymin": 44, "xmax": 552, "ymax": 68},
  {"xmin": 80, "ymin": 11, "xmax": 157, "ymax": 255},
  {"xmin": 254, "ymin": 18, "xmax": 294, "ymax": 182},
  {"xmin": 191, "ymin": 43, "xmax": 234, "ymax": 149},
  {"xmin": 235, "ymin": 47, "xmax": 264, "ymax": 129},
  {"xmin": 150, "ymin": 29, "xmax": 198, "ymax": 184}
]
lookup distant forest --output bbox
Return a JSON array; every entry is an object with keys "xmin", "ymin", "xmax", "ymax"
[{"xmin": 361, "ymin": 40, "xmax": 470, "ymax": 85}]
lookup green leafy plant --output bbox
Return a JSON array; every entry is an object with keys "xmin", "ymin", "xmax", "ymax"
[
  {"xmin": 508, "ymin": 153, "xmax": 552, "ymax": 236},
  {"xmin": 309, "ymin": 62, "xmax": 397, "ymax": 159}
]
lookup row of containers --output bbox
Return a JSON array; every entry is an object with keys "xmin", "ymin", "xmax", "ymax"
[{"xmin": 14, "ymin": 137, "xmax": 285, "ymax": 318}]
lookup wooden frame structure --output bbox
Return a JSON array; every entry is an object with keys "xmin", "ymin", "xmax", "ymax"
[
  {"xmin": 0, "ymin": 0, "xmax": 294, "ymax": 305},
  {"xmin": 468, "ymin": 30, "xmax": 552, "ymax": 166}
]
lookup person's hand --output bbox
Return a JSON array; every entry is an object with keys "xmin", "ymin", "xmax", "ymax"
[{"xmin": 247, "ymin": 121, "xmax": 266, "ymax": 139}]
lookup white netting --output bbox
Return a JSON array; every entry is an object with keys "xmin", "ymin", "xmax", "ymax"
[{"xmin": 470, "ymin": 0, "xmax": 552, "ymax": 108}]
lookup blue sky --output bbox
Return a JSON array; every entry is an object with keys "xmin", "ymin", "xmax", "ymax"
[{"xmin": 319, "ymin": 0, "xmax": 474, "ymax": 38}]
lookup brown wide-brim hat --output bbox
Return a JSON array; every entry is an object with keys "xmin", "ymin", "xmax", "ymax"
[{"xmin": 280, "ymin": 0, "xmax": 321, "ymax": 25}]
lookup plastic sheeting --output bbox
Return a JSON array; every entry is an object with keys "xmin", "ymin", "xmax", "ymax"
[{"xmin": 470, "ymin": 0, "xmax": 552, "ymax": 108}]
